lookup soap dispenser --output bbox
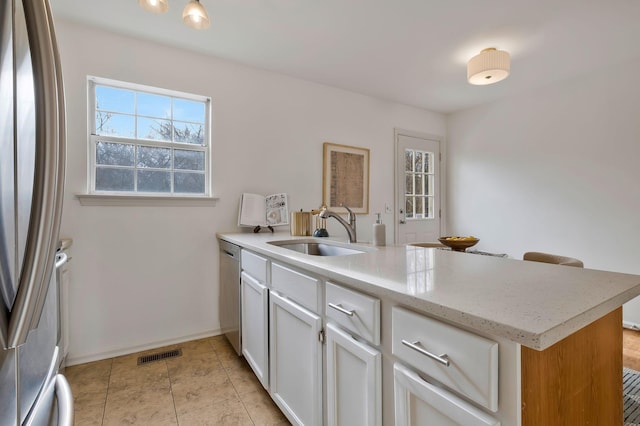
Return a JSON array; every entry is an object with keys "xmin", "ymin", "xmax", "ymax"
[{"xmin": 372, "ymin": 213, "xmax": 386, "ymax": 246}]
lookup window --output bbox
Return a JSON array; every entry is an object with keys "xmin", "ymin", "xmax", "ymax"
[
  {"xmin": 404, "ymin": 148, "xmax": 434, "ymax": 219},
  {"xmin": 88, "ymin": 77, "xmax": 211, "ymax": 197}
]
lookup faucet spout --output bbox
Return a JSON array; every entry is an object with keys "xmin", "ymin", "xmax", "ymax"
[{"xmin": 319, "ymin": 205, "xmax": 357, "ymax": 243}]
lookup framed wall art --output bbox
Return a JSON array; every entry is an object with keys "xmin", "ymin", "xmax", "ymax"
[{"xmin": 322, "ymin": 142, "xmax": 369, "ymax": 214}]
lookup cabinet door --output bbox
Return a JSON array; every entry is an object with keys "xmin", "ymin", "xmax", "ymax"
[
  {"xmin": 241, "ymin": 271, "xmax": 269, "ymax": 389},
  {"xmin": 269, "ymin": 291, "xmax": 322, "ymax": 426},
  {"xmin": 393, "ymin": 363, "xmax": 500, "ymax": 426},
  {"xmin": 326, "ymin": 323, "xmax": 381, "ymax": 426}
]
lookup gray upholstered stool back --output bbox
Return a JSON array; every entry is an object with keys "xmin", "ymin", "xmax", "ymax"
[{"xmin": 523, "ymin": 251, "xmax": 584, "ymax": 268}]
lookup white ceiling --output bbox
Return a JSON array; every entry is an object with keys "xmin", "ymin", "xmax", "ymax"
[{"xmin": 50, "ymin": 0, "xmax": 640, "ymax": 113}]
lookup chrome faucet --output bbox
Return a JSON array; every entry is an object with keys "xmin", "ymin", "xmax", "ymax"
[{"xmin": 319, "ymin": 205, "xmax": 357, "ymax": 243}]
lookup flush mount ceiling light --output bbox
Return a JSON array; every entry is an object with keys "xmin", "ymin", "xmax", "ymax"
[
  {"xmin": 139, "ymin": 0, "xmax": 210, "ymax": 30},
  {"xmin": 182, "ymin": 0, "xmax": 210, "ymax": 30},
  {"xmin": 138, "ymin": 0, "xmax": 168, "ymax": 14},
  {"xmin": 467, "ymin": 48, "xmax": 510, "ymax": 85}
]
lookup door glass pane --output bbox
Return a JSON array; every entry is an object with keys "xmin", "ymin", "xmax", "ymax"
[
  {"xmin": 425, "ymin": 152, "xmax": 432, "ymax": 173},
  {"xmin": 425, "ymin": 175, "xmax": 434, "ymax": 196},
  {"xmin": 415, "ymin": 175, "xmax": 423, "ymax": 195},
  {"xmin": 405, "ymin": 150, "xmax": 413, "ymax": 172},
  {"xmin": 174, "ymin": 172, "xmax": 205, "ymax": 193},
  {"xmin": 95, "ymin": 167, "xmax": 134, "ymax": 191},
  {"xmin": 96, "ymin": 142, "xmax": 134, "ymax": 166},
  {"xmin": 405, "ymin": 174, "xmax": 413, "ymax": 195},
  {"xmin": 415, "ymin": 151, "xmax": 423, "ymax": 173},
  {"xmin": 405, "ymin": 198, "xmax": 414, "ymax": 219},
  {"xmin": 174, "ymin": 149, "xmax": 204, "ymax": 171},
  {"xmin": 137, "ymin": 146, "xmax": 171, "ymax": 169},
  {"xmin": 416, "ymin": 196, "xmax": 424, "ymax": 217},
  {"xmin": 426, "ymin": 196, "xmax": 434, "ymax": 218},
  {"xmin": 137, "ymin": 170, "xmax": 171, "ymax": 192}
]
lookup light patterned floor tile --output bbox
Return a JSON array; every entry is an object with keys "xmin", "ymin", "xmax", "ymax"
[
  {"xmin": 171, "ymin": 367, "xmax": 239, "ymax": 416},
  {"xmin": 166, "ymin": 351, "xmax": 223, "ymax": 383},
  {"xmin": 227, "ymin": 360, "xmax": 265, "ymax": 396},
  {"xmin": 177, "ymin": 395, "xmax": 254, "ymax": 425},
  {"xmin": 66, "ymin": 335, "xmax": 292, "ymax": 425},
  {"xmin": 102, "ymin": 386, "xmax": 176, "ymax": 425},
  {"xmin": 241, "ymin": 389, "xmax": 290, "ymax": 425}
]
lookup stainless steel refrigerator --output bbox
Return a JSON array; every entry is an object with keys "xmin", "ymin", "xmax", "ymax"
[{"xmin": 0, "ymin": 0, "xmax": 72, "ymax": 424}]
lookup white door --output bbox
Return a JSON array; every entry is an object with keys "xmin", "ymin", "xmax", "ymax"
[
  {"xmin": 269, "ymin": 291, "xmax": 323, "ymax": 426},
  {"xmin": 393, "ymin": 363, "xmax": 499, "ymax": 426},
  {"xmin": 240, "ymin": 271, "xmax": 269, "ymax": 390},
  {"xmin": 395, "ymin": 132, "xmax": 442, "ymax": 244},
  {"xmin": 326, "ymin": 323, "xmax": 381, "ymax": 426}
]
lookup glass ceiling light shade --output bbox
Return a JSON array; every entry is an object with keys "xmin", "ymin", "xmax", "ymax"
[
  {"xmin": 138, "ymin": 0, "xmax": 168, "ymax": 14},
  {"xmin": 467, "ymin": 48, "xmax": 510, "ymax": 85},
  {"xmin": 183, "ymin": 0, "xmax": 210, "ymax": 30}
]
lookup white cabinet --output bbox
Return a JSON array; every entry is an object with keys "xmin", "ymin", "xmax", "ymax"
[
  {"xmin": 269, "ymin": 291, "xmax": 323, "ymax": 426},
  {"xmin": 392, "ymin": 306, "xmax": 498, "ymax": 411},
  {"xmin": 326, "ymin": 281, "xmax": 380, "ymax": 345},
  {"xmin": 326, "ymin": 323, "xmax": 381, "ymax": 426},
  {"xmin": 394, "ymin": 363, "xmax": 500, "ymax": 426},
  {"xmin": 240, "ymin": 271, "xmax": 269, "ymax": 389}
]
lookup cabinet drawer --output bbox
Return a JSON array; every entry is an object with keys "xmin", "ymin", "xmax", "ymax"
[
  {"xmin": 271, "ymin": 262, "xmax": 320, "ymax": 312},
  {"xmin": 393, "ymin": 363, "xmax": 499, "ymax": 426},
  {"xmin": 241, "ymin": 250, "xmax": 268, "ymax": 283},
  {"xmin": 326, "ymin": 282, "xmax": 380, "ymax": 345},
  {"xmin": 392, "ymin": 307, "xmax": 498, "ymax": 412}
]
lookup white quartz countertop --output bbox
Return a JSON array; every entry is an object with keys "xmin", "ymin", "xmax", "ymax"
[{"xmin": 218, "ymin": 232, "xmax": 640, "ymax": 350}]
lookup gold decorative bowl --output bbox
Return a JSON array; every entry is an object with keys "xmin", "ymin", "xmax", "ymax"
[{"xmin": 438, "ymin": 236, "xmax": 479, "ymax": 252}]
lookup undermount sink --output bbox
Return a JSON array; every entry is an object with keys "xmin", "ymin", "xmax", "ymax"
[{"xmin": 268, "ymin": 239, "xmax": 373, "ymax": 256}]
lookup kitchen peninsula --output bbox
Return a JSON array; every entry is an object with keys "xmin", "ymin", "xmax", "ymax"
[{"xmin": 218, "ymin": 232, "xmax": 640, "ymax": 425}]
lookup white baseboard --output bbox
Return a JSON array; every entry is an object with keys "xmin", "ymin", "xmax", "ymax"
[
  {"xmin": 623, "ymin": 320, "xmax": 640, "ymax": 330},
  {"xmin": 66, "ymin": 328, "xmax": 223, "ymax": 366}
]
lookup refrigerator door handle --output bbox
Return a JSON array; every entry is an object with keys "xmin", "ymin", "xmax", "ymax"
[
  {"xmin": 7, "ymin": 0, "xmax": 65, "ymax": 348},
  {"xmin": 55, "ymin": 374, "xmax": 74, "ymax": 426}
]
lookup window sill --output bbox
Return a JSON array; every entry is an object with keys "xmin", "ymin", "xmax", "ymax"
[{"xmin": 76, "ymin": 193, "xmax": 219, "ymax": 207}]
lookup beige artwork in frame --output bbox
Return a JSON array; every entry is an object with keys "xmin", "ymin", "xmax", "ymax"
[{"xmin": 322, "ymin": 142, "xmax": 369, "ymax": 214}]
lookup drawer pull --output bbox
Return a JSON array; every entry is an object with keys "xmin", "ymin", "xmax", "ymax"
[
  {"xmin": 401, "ymin": 339, "xmax": 450, "ymax": 367},
  {"xmin": 328, "ymin": 302, "xmax": 355, "ymax": 317}
]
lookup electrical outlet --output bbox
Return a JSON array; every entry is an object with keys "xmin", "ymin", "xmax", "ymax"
[{"xmin": 385, "ymin": 203, "xmax": 392, "ymax": 214}]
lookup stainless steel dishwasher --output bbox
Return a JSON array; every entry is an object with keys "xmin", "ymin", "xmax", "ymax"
[{"xmin": 219, "ymin": 239, "xmax": 242, "ymax": 355}]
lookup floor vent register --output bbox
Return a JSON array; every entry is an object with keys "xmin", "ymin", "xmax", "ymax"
[{"xmin": 137, "ymin": 348, "xmax": 183, "ymax": 365}]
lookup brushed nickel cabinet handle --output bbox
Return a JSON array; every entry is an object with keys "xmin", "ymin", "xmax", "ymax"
[
  {"xmin": 328, "ymin": 302, "xmax": 355, "ymax": 317},
  {"xmin": 401, "ymin": 339, "xmax": 450, "ymax": 367}
]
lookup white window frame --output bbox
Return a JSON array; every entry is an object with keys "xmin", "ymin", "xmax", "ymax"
[{"xmin": 82, "ymin": 76, "xmax": 214, "ymax": 204}]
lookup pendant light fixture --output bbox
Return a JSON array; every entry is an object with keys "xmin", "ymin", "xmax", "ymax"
[
  {"xmin": 182, "ymin": 0, "xmax": 210, "ymax": 30},
  {"xmin": 139, "ymin": 0, "xmax": 210, "ymax": 30},
  {"xmin": 138, "ymin": 0, "xmax": 168, "ymax": 14},
  {"xmin": 467, "ymin": 48, "xmax": 511, "ymax": 85}
]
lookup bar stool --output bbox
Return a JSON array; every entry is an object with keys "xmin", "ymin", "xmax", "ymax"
[{"xmin": 523, "ymin": 251, "xmax": 584, "ymax": 268}]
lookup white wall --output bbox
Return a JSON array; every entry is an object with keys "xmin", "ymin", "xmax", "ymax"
[
  {"xmin": 56, "ymin": 20, "xmax": 446, "ymax": 364},
  {"xmin": 447, "ymin": 57, "xmax": 640, "ymax": 326}
]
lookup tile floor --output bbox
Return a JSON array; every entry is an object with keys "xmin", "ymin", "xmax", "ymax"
[{"xmin": 65, "ymin": 335, "xmax": 290, "ymax": 425}]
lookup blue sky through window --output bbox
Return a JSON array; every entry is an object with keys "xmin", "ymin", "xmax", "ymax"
[{"xmin": 95, "ymin": 84, "xmax": 206, "ymax": 141}]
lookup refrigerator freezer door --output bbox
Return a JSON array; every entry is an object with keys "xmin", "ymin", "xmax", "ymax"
[
  {"xmin": 19, "ymin": 266, "xmax": 58, "ymax": 424},
  {"xmin": 22, "ymin": 346, "xmax": 74, "ymax": 426}
]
